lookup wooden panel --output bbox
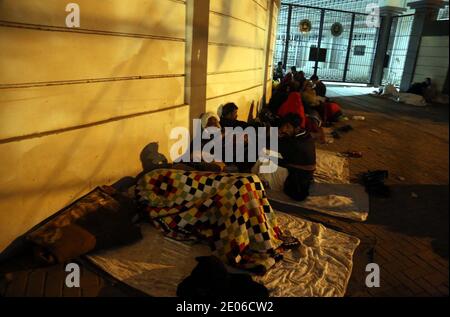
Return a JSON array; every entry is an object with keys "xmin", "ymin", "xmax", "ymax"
[
  {"xmin": 0, "ymin": 28, "xmax": 185, "ymax": 85},
  {"xmin": 206, "ymin": 86, "xmax": 263, "ymax": 121},
  {"xmin": 210, "ymin": 0, "xmax": 267, "ymax": 30},
  {"xmin": 253, "ymin": 0, "xmax": 269, "ymax": 10},
  {"xmin": 414, "ymin": 65, "xmax": 448, "ymax": 78},
  {"xmin": 208, "ymin": 45, "xmax": 265, "ymax": 74},
  {"xmin": 209, "ymin": 12, "xmax": 266, "ymax": 49},
  {"xmin": 416, "ymin": 46, "xmax": 449, "ymax": 58},
  {"xmin": 44, "ymin": 264, "xmax": 65, "ymax": 297},
  {"xmin": 0, "ymin": 106, "xmax": 189, "ymax": 254},
  {"xmin": 5, "ymin": 271, "xmax": 29, "ymax": 296},
  {"xmin": 80, "ymin": 266, "xmax": 102, "ymax": 297},
  {"xmin": 420, "ymin": 36, "xmax": 449, "ymax": 47},
  {"xmin": 0, "ymin": 274, "xmax": 9, "ymax": 296},
  {"xmin": 0, "ymin": 0, "xmax": 186, "ymax": 40},
  {"xmin": 63, "ymin": 278, "xmax": 82, "ymax": 297},
  {"xmin": 0, "ymin": 77, "xmax": 185, "ymax": 140},
  {"xmin": 206, "ymin": 69, "xmax": 263, "ymax": 99},
  {"xmin": 25, "ymin": 269, "xmax": 47, "ymax": 296},
  {"xmin": 415, "ymin": 56, "xmax": 449, "ymax": 68},
  {"xmin": 265, "ymin": 81, "xmax": 273, "ymax": 103}
]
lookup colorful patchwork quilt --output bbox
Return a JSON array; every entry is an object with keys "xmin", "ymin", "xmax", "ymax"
[{"xmin": 135, "ymin": 169, "xmax": 284, "ymax": 272}]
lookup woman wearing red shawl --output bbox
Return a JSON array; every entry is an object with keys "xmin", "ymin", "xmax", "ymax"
[{"xmin": 276, "ymin": 81, "xmax": 306, "ymax": 129}]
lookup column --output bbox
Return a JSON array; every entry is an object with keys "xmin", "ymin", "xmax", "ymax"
[
  {"xmin": 185, "ymin": 0, "xmax": 210, "ymax": 127},
  {"xmin": 262, "ymin": 0, "xmax": 277, "ymax": 105},
  {"xmin": 399, "ymin": 0, "xmax": 446, "ymax": 91},
  {"xmin": 371, "ymin": 5, "xmax": 406, "ymax": 87}
]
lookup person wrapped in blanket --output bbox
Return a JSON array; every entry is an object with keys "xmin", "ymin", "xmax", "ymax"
[
  {"xmin": 253, "ymin": 113, "xmax": 316, "ymax": 202},
  {"xmin": 135, "ymin": 170, "xmax": 301, "ymax": 275},
  {"xmin": 136, "ymin": 112, "xmax": 300, "ymax": 274}
]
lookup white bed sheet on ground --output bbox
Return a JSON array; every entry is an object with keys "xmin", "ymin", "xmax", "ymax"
[
  {"xmin": 314, "ymin": 149, "xmax": 350, "ymax": 184},
  {"xmin": 259, "ymin": 149, "xmax": 369, "ymax": 221},
  {"xmin": 87, "ymin": 211, "xmax": 360, "ymax": 297},
  {"xmin": 267, "ymin": 184, "xmax": 369, "ymax": 222}
]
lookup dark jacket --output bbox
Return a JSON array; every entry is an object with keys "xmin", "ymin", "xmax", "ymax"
[{"xmin": 278, "ymin": 132, "xmax": 316, "ymax": 201}]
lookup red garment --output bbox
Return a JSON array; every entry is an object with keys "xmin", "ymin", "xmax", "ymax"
[
  {"xmin": 323, "ymin": 102, "xmax": 342, "ymax": 123},
  {"xmin": 281, "ymin": 73, "xmax": 294, "ymax": 85},
  {"xmin": 305, "ymin": 117, "xmax": 320, "ymax": 133},
  {"xmin": 277, "ymin": 92, "xmax": 306, "ymax": 128}
]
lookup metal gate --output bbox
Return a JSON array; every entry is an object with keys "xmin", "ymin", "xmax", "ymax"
[
  {"xmin": 273, "ymin": 3, "xmax": 379, "ymax": 83},
  {"xmin": 382, "ymin": 14, "xmax": 414, "ymax": 87}
]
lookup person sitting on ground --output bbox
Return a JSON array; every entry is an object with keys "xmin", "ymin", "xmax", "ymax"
[
  {"xmin": 294, "ymin": 71, "xmax": 306, "ymax": 91},
  {"xmin": 282, "ymin": 66, "xmax": 298, "ymax": 85},
  {"xmin": 302, "ymin": 80, "xmax": 326, "ymax": 133},
  {"xmin": 301, "ymin": 80, "xmax": 321, "ymax": 109},
  {"xmin": 310, "ymin": 74, "xmax": 327, "ymax": 97},
  {"xmin": 407, "ymin": 77, "xmax": 431, "ymax": 96},
  {"xmin": 218, "ymin": 103, "xmax": 258, "ymax": 173},
  {"xmin": 174, "ymin": 112, "xmax": 226, "ymax": 172},
  {"xmin": 273, "ymin": 61, "xmax": 285, "ymax": 81},
  {"xmin": 268, "ymin": 81, "xmax": 322, "ymax": 137},
  {"xmin": 407, "ymin": 77, "xmax": 432, "ymax": 96},
  {"xmin": 218, "ymin": 102, "xmax": 251, "ymax": 129},
  {"xmin": 407, "ymin": 77, "xmax": 437, "ymax": 103},
  {"xmin": 268, "ymin": 83, "xmax": 290, "ymax": 116},
  {"xmin": 320, "ymin": 101, "xmax": 344, "ymax": 125},
  {"xmin": 253, "ymin": 113, "xmax": 316, "ymax": 200},
  {"xmin": 276, "ymin": 81, "xmax": 306, "ymax": 129},
  {"xmin": 279, "ymin": 113, "xmax": 316, "ymax": 201}
]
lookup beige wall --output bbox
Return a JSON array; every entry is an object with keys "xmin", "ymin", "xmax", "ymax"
[
  {"xmin": 413, "ymin": 36, "xmax": 449, "ymax": 92},
  {"xmin": 206, "ymin": 0, "xmax": 278, "ymax": 118},
  {"xmin": 0, "ymin": 0, "xmax": 279, "ymax": 253}
]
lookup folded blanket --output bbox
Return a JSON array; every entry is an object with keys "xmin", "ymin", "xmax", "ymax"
[{"xmin": 135, "ymin": 169, "xmax": 284, "ymax": 272}]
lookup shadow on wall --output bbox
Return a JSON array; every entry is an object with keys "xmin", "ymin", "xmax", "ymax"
[
  {"xmin": 111, "ymin": 142, "xmax": 169, "ymax": 192},
  {"xmin": 13, "ymin": 16, "xmax": 181, "ymax": 217},
  {"xmin": 0, "ymin": 2, "xmax": 182, "ymax": 262},
  {"xmin": 0, "ymin": 141, "xmax": 170, "ymax": 263}
]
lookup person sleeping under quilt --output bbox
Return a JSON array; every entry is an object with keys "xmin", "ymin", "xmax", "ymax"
[{"xmin": 135, "ymin": 168, "xmax": 299, "ymax": 274}]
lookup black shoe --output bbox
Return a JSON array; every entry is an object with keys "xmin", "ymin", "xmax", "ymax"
[
  {"xmin": 362, "ymin": 170, "xmax": 389, "ymax": 186},
  {"xmin": 336, "ymin": 125, "xmax": 353, "ymax": 133},
  {"xmin": 331, "ymin": 131, "xmax": 341, "ymax": 139}
]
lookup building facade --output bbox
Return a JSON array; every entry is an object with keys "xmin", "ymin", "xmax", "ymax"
[{"xmin": 274, "ymin": 0, "xmax": 449, "ymax": 84}]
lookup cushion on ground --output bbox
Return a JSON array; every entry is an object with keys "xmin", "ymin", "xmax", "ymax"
[{"xmin": 26, "ymin": 186, "xmax": 142, "ymax": 264}]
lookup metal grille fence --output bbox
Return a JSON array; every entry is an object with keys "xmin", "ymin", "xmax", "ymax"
[
  {"xmin": 382, "ymin": 14, "xmax": 414, "ymax": 87},
  {"xmin": 273, "ymin": 3, "xmax": 381, "ymax": 83}
]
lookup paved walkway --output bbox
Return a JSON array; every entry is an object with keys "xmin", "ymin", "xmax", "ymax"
[
  {"xmin": 1, "ymin": 87, "xmax": 448, "ymax": 297},
  {"xmin": 323, "ymin": 87, "xmax": 448, "ymax": 296}
]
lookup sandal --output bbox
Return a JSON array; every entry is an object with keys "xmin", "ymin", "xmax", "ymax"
[{"xmin": 279, "ymin": 235, "xmax": 301, "ymax": 250}]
